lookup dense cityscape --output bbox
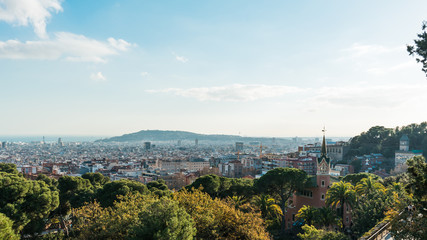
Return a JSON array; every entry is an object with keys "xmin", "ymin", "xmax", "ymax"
[{"xmin": 1, "ymin": 0, "xmax": 427, "ymax": 239}]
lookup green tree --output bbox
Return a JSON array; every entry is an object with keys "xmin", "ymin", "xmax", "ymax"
[
  {"xmin": 0, "ymin": 172, "xmax": 59, "ymax": 234},
  {"xmin": 355, "ymin": 176, "xmax": 385, "ymax": 196},
  {"xmin": 81, "ymin": 172, "xmax": 110, "ymax": 188},
  {"xmin": 96, "ymin": 179, "xmax": 148, "ymax": 207},
  {"xmin": 0, "ymin": 213, "xmax": 19, "ymax": 240},
  {"xmin": 342, "ymin": 173, "xmax": 380, "ymax": 186},
  {"xmin": 298, "ymin": 225, "xmax": 348, "ymax": 240},
  {"xmin": 326, "ymin": 181, "xmax": 356, "ymax": 231},
  {"xmin": 407, "ymin": 21, "xmax": 427, "ymax": 77},
  {"xmin": 296, "ymin": 205, "xmax": 318, "ymax": 226},
  {"xmin": 0, "ymin": 163, "xmax": 19, "ymax": 175},
  {"xmin": 130, "ymin": 197, "xmax": 196, "ymax": 240},
  {"xmin": 315, "ymin": 207, "xmax": 340, "ymax": 229},
  {"xmin": 175, "ymin": 188, "xmax": 270, "ymax": 240},
  {"xmin": 255, "ymin": 167, "xmax": 308, "ymax": 236},
  {"xmin": 186, "ymin": 174, "xmax": 220, "ymax": 197}
]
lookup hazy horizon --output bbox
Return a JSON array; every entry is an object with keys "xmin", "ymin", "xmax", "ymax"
[{"xmin": 1, "ymin": 1, "xmax": 427, "ymax": 137}]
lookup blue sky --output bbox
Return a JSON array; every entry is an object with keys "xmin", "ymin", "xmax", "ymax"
[{"xmin": 1, "ymin": 0, "xmax": 427, "ymax": 138}]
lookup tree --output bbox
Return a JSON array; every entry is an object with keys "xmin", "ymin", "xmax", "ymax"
[
  {"xmin": 0, "ymin": 172, "xmax": 59, "ymax": 234},
  {"xmin": 186, "ymin": 174, "xmax": 220, "ymax": 197},
  {"xmin": 130, "ymin": 197, "xmax": 196, "ymax": 240},
  {"xmin": 355, "ymin": 176, "xmax": 385, "ymax": 196},
  {"xmin": 298, "ymin": 225, "xmax": 348, "ymax": 240},
  {"xmin": 175, "ymin": 188, "xmax": 270, "ymax": 240},
  {"xmin": 0, "ymin": 163, "xmax": 19, "ymax": 175},
  {"xmin": 96, "ymin": 179, "xmax": 148, "ymax": 207},
  {"xmin": 407, "ymin": 21, "xmax": 427, "ymax": 77},
  {"xmin": 342, "ymin": 173, "xmax": 380, "ymax": 186},
  {"xmin": 81, "ymin": 172, "xmax": 110, "ymax": 188},
  {"xmin": 0, "ymin": 213, "xmax": 19, "ymax": 240},
  {"xmin": 296, "ymin": 205, "xmax": 318, "ymax": 226},
  {"xmin": 255, "ymin": 167, "xmax": 308, "ymax": 236},
  {"xmin": 326, "ymin": 181, "xmax": 356, "ymax": 231}
]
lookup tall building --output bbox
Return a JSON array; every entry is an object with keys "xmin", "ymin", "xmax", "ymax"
[
  {"xmin": 58, "ymin": 138, "xmax": 63, "ymax": 147},
  {"xmin": 235, "ymin": 142, "xmax": 244, "ymax": 152},
  {"xmin": 195, "ymin": 139, "xmax": 198, "ymax": 147},
  {"xmin": 144, "ymin": 142, "xmax": 151, "ymax": 150},
  {"xmin": 1, "ymin": 141, "xmax": 6, "ymax": 149}
]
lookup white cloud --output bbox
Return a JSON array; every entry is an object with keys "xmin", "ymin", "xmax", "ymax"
[
  {"xmin": 0, "ymin": 0, "xmax": 63, "ymax": 39},
  {"xmin": 0, "ymin": 32, "xmax": 133, "ymax": 62},
  {"xmin": 172, "ymin": 52, "xmax": 188, "ymax": 63},
  {"xmin": 147, "ymin": 84, "xmax": 303, "ymax": 101},
  {"xmin": 90, "ymin": 72, "xmax": 106, "ymax": 81},
  {"xmin": 140, "ymin": 72, "xmax": 149, "ymax": 77},
  {"xmin": 342, "ymin": 43, "xmax": 403, "ymax": 58}
]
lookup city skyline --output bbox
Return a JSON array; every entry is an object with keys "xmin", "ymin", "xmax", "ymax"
[{"xmin": 1, "ymin": 0, "xmax": 427, "ymax": 137}]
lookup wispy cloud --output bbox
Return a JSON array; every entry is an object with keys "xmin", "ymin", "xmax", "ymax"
[
  {"xmin": 140, "ymin": 72, "xmax": 149, "ymax": 77},
  {"xmin": 0, "ymin": 32, "xmax": 134, "ymax": 62},
  {"xmin": 0, "ymin": 0, "xmax": 62, "ymax": 39},
  {"xmin": 172, "ymin": 52, "xmax": 188, "ymax": 63},
  {"xmin": 147, "ymin": 84, "xmax": 303, "ymax": 101},
  {"xmin": 342, "ymin": 43, "xmax": 403, "ymax": 58},
  {"xmin": 90, "ymin": 72, "xmax": 106, "ymax": 81}
]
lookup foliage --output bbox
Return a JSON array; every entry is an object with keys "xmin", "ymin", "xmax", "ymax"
[
  {"xmin": 174, "ymin": 188, "xmax": 270, "ymax": 240},
  {"xmin": 187, "ymin": 174, "xmax": 254, "ymax": 199},
  {"xmin": 345, "ymin": 123, "xmax": 427, "ymax": 159},
  {"xmin": 342, "ymin": 173, "xmax": 380, "ymax": 186},
  {"xmin": 57, "ymin": 176, "xmax": 94, "ymax": 214},
  {"xmin": 0, "ymin": 163, "xmax": 19, "ymax": 175},
  {"xmin": 296, "ymin": 205, "xmax": 318, "ymax": 226},
  {"xmin": 255, "ymin": 167, "xmax": 308, "ymax": 236},
  {"xmin": 81, "ymin": 172, "xmax": 110, "ymax": 188},
  {"xmin": 389, "ymin": 156, "xmax": 427, "ymax": 239},
  {"xmin": 147, "ymin": 179, "xmax": 171, "ymax": 197},
  {"xmin": 325, "ymin": 181, "xmax": 356, "ymax": 231},
  {"xmin": 129, "ymin": 197, "xmax": 196, "ymax": 240},
  {"xmin": 0, "ymin": 213, "xmax": 19, "ymax": 240},
  {"xmin": 96, "ymin": 179, "xmax": 148, "ymax": 207},
  {"xmin": 0, "ymin": 172, "xmax": 59, "ymax": 234},
  {"xmin": 355, "ymin": 176, "xmax": 385, "ymax": 196},
  {"xmin": 298, "ymin": 225, "xmax": 348, "ymax": 240},
  {"xmin": 407, "ymin": 21, "xmax": 427, "ymax": 77}
]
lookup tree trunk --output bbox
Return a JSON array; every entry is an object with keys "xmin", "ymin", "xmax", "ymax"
[{"xmin": 280, "ymin": 199, "xmax": 287, "ymax": 237}]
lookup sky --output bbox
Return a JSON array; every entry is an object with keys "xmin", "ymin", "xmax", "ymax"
[{"xmin": 1, "ymin": 0, "xmax": 427, "ymax": 138}]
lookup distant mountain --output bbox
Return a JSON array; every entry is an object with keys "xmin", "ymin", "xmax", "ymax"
[{"xmin": 95, "ymin": 130, "xmax": 285, "ymax": 143}]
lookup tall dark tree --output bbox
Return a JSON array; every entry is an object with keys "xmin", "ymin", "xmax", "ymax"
[
  {"xmin": 408, "ymin": 21, "xmax": 427, "ymax": 77},
  {"xmin": 255, "ymin": 167, "xmax": 308, "ymax": 236}
]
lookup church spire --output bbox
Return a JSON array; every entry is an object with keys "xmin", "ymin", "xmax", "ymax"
[{"xmin": 321, "ymin": 127, "xmax": 327, "ymax": 156}]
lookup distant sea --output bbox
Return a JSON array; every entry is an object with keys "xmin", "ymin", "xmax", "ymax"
[{"xmin": 0, "ymin": 136, "xmax": 106, "ymax": 143}]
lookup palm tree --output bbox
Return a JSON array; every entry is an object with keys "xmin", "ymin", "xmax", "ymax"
[
  {"xmin": 355, "ymin": 176, "xmax": 385, "ymax": 196},
  {"xmin": 326, "ymin": 181, "xmax": 356, "ymax": 230},
  {"xmin": 315, "ymin": 207, "xmax": 340, "ymax": 229},
  {"xmin": 253, "ymin": 194, "xmax": 282, "ymax": 220},
  {"xmin": 296, "ymin": 205, "xmax": 318, "ymax": 226}
]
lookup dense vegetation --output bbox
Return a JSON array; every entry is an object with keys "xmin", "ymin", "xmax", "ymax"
[
  {"xmin": 0, "ymin": 158, "xmax": 425, "ymax": 240},
  {"xmin": 345, "ymin": 122, "xmax": 427, "ymax": 159}
]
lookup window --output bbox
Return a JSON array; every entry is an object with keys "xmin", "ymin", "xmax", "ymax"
[
  {"xmin": 292, "ymin": 214, "xmax": 295, "ymax": 221},
  {"xmin": 321, "ymin": 180, "xmax": 325, "ymax": 187},
  {"xmin": 346, "ymin": 216, "xmax": 349, "ymax": 223},
  {"xmin": 321, "ymin": 194, "xmax": 325, "ymax": 200}
]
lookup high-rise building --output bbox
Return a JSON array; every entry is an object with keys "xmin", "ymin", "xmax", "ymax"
[
  {"xmin": 144, "ymin": 142, "xmax": 151, "ymax": 150},
  {"xmin": 58, "ymin": 138, "xmax": 63, "ymax": 147},
  {"xmin": 1, "ymin": 141, "xmax": 6, "ymax": 149},
  {"xmin": 195, "ymin": 139, "xmax": 198, "ymax": 147},
  {"xmin": 235, "ymin": 142, "xmax": 244, "ymax": 152}
]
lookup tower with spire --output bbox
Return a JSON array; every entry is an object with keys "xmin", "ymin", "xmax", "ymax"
[{"xmin": 317, "ymin": 127, "xmax": 330, "ymax": 175}]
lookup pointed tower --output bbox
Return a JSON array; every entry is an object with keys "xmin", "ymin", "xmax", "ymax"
[{"xmin": 317, "ymin": 128, "xmax": 330, "ymax": 175}]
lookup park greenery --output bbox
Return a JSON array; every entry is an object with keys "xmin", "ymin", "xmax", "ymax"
[{"xmin": 0, "ymin": 154, "xmax": 425, "ymax": 240}]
